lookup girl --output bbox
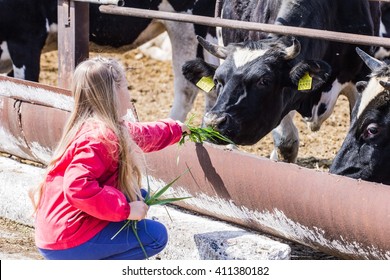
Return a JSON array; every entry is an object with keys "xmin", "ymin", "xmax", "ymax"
[{"xmin": 30, "ymin": 57, "xmax": 189, "ymax": 260}]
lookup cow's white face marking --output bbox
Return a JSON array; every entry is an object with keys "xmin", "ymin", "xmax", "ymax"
[
  {"xmin": 233, "ymin": 48, "xmax": 267, "ymax": 68},
  {"xmin": 357, "ymin": 77, "xmax": 387, "ymax": 118},
  {"xmin": 13, "ymin": 65, "xmax": 26, "ymax": 80}
]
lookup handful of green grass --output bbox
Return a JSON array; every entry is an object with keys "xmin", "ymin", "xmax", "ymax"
[
  {"xmin": 179, "ymin": 116, "xmax": 235, "ymax": 145},
  {"xmin": 111, "ymin": 170, "xmax": 191, "ymax": 259}
]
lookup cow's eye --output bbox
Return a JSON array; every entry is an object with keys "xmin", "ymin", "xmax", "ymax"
[
  {"xmin": 363, "ymin": 123, "xmax": 380, "ymax": 140},
  {"xmin": 257, "ymin": 76, "xmax": 271, "ymax": 87}
]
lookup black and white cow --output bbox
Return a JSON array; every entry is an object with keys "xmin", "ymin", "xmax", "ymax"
[
  {"xmin": 0, "ymin": 0, "xmax": 218, "ymax": 121},
  {"xmin": 330, "ymin": 48, "xmax": 390, "ymax": 185},
  {"xmin": 0, "ymin": 0, "xmax": 57, "ymax": 80},
  {"xmin": 375, "ymin": 2, "xmax": 390, "ymax": 60},
  {"xmin": 182, "ymin": 0, "xmax": 379, "ymax": 162}
]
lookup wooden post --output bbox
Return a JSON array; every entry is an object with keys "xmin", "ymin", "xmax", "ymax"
[{"xmin": 57, "ymin": 0, "xmax": 89, "ymax": 89}]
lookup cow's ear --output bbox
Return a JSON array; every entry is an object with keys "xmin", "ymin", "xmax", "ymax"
[
  {"xmin": 182, "ymin": 58, "xmax": 217, "ymax": 92},
  {"xmin": 289, "ymin": 60, "xmax": 332, "ymax": 92}
]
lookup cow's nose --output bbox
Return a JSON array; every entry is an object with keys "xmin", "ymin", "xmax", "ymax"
[{"xmin": 203, "ymin": 112, "xmax": 227, "ymax": 130}]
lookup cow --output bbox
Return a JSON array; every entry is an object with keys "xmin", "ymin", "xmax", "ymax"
[
  {"xmin": 375, "ymin": 2, "xmax": 390, "ymax": 60},
  {"xmin": 182, "ymin": 0, "xmax": 379, "ymax": 163},
  {"xmin": 330, "ymin": 48, "xmax": 390, "ymax": 185},
  {"xmin": 0, "ymin": 0, "xmax": 57, "ymax": 80},
  {"xmin": 0, "ymin": 0, "xmax": 218, "ymax": 121}
]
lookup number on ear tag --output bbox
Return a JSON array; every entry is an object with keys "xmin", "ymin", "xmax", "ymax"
[
  {"xmin": 298, "ymin": 72, "xmax": 312, "ymax": 91},
  {"xmin": 196, "ymin": 76, "xmax": 215, "ymax": 93}
]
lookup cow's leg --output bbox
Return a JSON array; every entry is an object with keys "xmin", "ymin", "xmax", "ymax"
[
  {"xmin": 163, "ymin": 21, "xmax": 200, "ymax": 121},
  {"xmin": 340, "ymin": 83, "xmax": 359, "ymax": 116},
  {"xmin": 0, "ymin": 41, "xmax": 13, "ymax": 75},
  {"xmin": 7, "ymin": 37, "xmax": 44, "ymax": 82},
  {"xmin": 270, "ymin": 111, "xmax": 299, "ymax": 163}
]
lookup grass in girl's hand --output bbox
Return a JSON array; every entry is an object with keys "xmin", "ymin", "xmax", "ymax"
[
  {"xmin": 179, "ymin": 115, "xmax": 235, "ymax": 146},
  {"xmin": 111, "ymin": 170, "xmax": 191, "ymax": 259}
]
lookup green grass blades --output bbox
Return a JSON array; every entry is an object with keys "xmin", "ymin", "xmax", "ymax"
[
  {"xmin": 110, "ymin": 220, "xmax": 148, "ymax": 259},
  {"xmin": 111, "ymin": 170, "xmax": 191, "ymax": 259},
  {"xmin": 131, "ymin": 221, "xmax": 148, "ymax": 258},
  {"xmin": 145, "ymin": 169, "xmax": 190, "ymax": 205},
  {"xmin": 110, "ymin": 219, "xmax": 131, "ymax": 241},
  {"xmin": 179, "ymin": 116, "xmax": 235, "ymax": 146}
]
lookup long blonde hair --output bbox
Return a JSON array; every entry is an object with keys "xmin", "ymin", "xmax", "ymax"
[{"xmin": 30, "ymin": 57, "xmax": 142, "ymax": 210}]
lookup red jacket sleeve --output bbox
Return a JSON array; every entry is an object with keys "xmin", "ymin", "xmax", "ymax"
[
  {"xmin": 126, "ymin": 118, "xmax": 183, "ymax": 152},
  {"xmin": 63, "ymin": 135, "xmax": 130, "ymax": 222}
]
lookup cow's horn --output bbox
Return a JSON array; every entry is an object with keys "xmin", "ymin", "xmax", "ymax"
[
  {"xmin": 197, "ymin": 35, "xmax": 229, "ymax": 59},
  {"xmin": 356, "ymin": 47, "xmax": 385, "ymax": 71},
  {"xmin": 284, "ymin": 37, "xmax": 301, "ymax": 60}
]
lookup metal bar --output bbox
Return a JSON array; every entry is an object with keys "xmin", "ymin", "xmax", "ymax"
[
  {"xmin": 58, "ymin": 0, "xmax": 89, "ymax": 89},
  {"xmin": 100, "ymin": 5, "xmax": 390, "ymax": 48}
]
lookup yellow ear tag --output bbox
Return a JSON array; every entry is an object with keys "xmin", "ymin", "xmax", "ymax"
[
  {"xmin": 297, "ymin": 72, "xmax": 312, "ymax": 91},
  {"xmin": 196, "ymin": 76, "xmax": 215, "ymax": 93}
]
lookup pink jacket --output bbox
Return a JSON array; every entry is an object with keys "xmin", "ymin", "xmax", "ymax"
[{"xmin": 34, "ymin": 119, "xmax": 182, "ymax": 250}]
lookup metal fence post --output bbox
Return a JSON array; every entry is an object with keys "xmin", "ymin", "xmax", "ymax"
[{"xmin": 57, "ymin": 0, "xmax": 89, "ymax": 89}]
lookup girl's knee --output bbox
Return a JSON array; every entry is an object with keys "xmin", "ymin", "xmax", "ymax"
[{"xmin": 153, "ymin": 221, "xmax": 168, "ymax": 247}]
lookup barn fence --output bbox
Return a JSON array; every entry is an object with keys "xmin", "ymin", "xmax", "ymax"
[
  {"xmin": 0, "ymin": 0, "xmax": 389, "ymax": 259},
  {"xmin": 58, "ymin": 0, "xmax": 390, "ymax": 87}
]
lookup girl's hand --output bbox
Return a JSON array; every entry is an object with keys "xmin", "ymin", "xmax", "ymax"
[
  {"xmin": 128, "ymin": 201, "xmax": 149, "ymax": 220},
  {"xmin": 177, "ymin": 121, "xmax": 191, "ymax": 135}
]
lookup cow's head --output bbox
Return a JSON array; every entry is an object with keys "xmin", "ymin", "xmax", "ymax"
[
  {"xmin": 330, "ymin": 48, "xmax": 390, "ymax": 184},
  {"xmin": 182, "ymin": 35, "xmax": 331, "ymax": 145}
]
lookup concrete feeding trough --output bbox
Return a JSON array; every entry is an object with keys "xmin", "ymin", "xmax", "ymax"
[{"xmin": 0, "ymin": 75, "xmax": 389, "ymax": 259}]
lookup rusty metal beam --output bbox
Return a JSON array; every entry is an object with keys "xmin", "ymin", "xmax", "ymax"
[
  {"xmin": 145, "ymin": 144, "xmax": 390, "ymax": 260},
  {"xmin": 99, "ymin": 5, "xmax": 390, "ymax": 49},
  {"xmin": 0, "ymin": 76, "xmax": 72, "ymax": 162},
  {"xmin": 0, "ymin": 76, "xmax": 389, "ymax": 259}
]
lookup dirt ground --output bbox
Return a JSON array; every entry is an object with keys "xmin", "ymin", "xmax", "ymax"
[
  {"xmin": 0, "ymin": 218, "xmax": 43, "ymax": 260},
  {"xmin": 0, "ymin": 45, "xmax": 350, "ymax": 260}
]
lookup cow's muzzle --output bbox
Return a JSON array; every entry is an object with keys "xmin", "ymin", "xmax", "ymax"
[{"xmin": 203, "ymin": 112, "xmax": 231, "ymax": 132}]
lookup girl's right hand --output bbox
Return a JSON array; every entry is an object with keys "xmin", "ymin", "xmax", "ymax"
[
  {"xmin": 177, "ymin": 121, "xmax": 191, "ymax": 135},
  {"xmin": 128, "ymin": 201, "xmax": 149, "ymax": 220}
]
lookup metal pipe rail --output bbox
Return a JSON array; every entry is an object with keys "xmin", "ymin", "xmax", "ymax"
[{"xmin": 100, "ymin": 5, "xmax": 390, "ymax": 48}]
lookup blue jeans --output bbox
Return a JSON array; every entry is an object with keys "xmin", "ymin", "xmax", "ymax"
[
  {"xmin": 38, "ymin": 218, "xmax": 168, "ymax": 260},
  {"xmin": 39, "ymin": 190, "xmax": 168, "ymax": 260}
]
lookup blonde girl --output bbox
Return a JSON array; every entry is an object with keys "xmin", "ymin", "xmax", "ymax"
[{"xmin": 30, "ymin": 57, "xmax": 189, "ymax": 259}]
